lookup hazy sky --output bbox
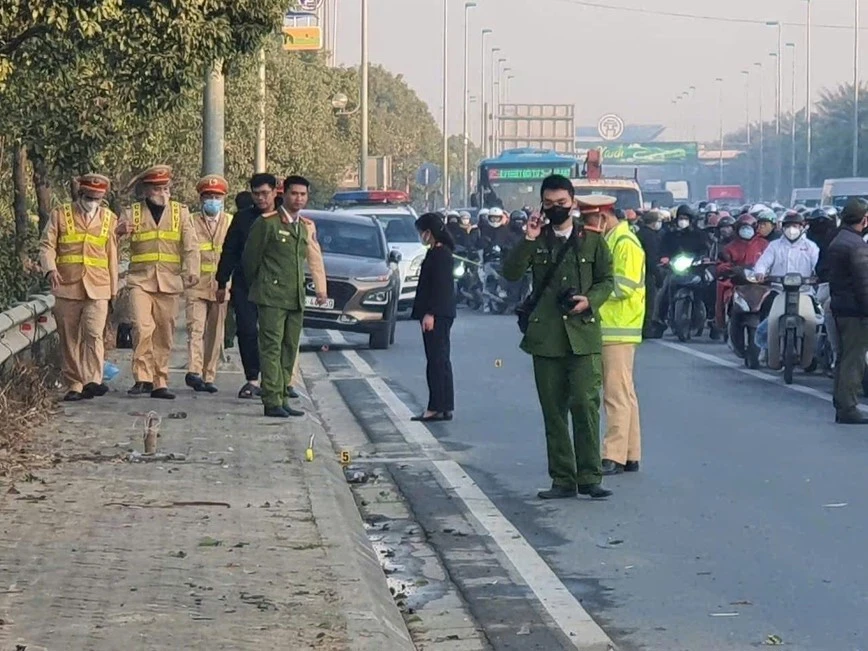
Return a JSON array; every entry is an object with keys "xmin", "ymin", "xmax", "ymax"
[{"xmin": 333, "ymin": 0, "xmax": 864, "ymax": 143}]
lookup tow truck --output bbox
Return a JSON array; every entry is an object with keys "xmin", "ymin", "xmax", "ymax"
[
  {"xmin": 329, "ymin": 190, "xmax": 424, "ymax": 314},
  {"xmin": 570, "ymin": 150, "xmax": 644, "ymax": 211}
]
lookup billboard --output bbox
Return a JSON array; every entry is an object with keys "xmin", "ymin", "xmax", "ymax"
[
  {"xmin": 282, "ymin": 11, "xmax": 322, "ymax": 51},
  {"xmin": 575, "ymin": 142, "xmax": 699, "ymax": 165},
  {"xmin": 496, "ymin": 104, "xmax": 575, "ymax": 155}
]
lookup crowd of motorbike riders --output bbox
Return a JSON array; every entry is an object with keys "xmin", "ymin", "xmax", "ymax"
[{"xmin": 443, "ymin": 199, "xmax": 851, "ymax": 385}]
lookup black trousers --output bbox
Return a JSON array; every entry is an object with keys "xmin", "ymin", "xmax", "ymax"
[
  {"xmin": 230, "ymin": 286, "xmax": 260, "ymax": 382},
  {"xmin": 833, "ymin": 316, "xmax": 868, "ymax": 415},
  {"xmin": 422, "ymin": 317, "xmax": 454, "ymax": 413}
]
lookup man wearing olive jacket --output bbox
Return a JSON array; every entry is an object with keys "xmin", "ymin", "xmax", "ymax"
[{"xmin": 503, "ymin": 174, "xmax": 615, "ymax": 500}]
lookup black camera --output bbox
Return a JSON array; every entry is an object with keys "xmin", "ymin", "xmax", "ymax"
[{"xmin": 558, "ymin": 287, "xmax": 581, "ymax": 315}]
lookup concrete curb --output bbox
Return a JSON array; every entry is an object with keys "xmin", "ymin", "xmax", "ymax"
[{"xmin": 298, "ymin": 373, "xmax": 416, "ymax": 651}]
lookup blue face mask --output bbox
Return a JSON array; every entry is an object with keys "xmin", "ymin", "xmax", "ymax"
[
  {"xmin": 202, "ymin": 198, "xmax": 223, "ymax": 217},
  {"xmin": 739, "ymin": 226, "xmax": 754, "ymax": 240}
]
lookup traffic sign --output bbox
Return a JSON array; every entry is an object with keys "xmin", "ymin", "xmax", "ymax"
[
  {"xmin": 597, "ymin": 114, "xmax": 625, "ymax": 141},
  {"xmin": 415, "ymin": 162, "xmax": 441, "ymax": 188}
]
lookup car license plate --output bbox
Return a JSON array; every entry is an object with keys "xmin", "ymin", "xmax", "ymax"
[{"xmin": 304, "ymin": 296, "xmax": 334, "ymax": 309}]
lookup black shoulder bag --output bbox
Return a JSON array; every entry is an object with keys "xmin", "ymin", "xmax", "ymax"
[{"xmin": 515, "ymin": 234, "xmax": 575, "ymax": 334}]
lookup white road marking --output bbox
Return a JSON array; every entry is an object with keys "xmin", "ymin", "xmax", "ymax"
[
  {"xmin": 334, "ymin": 341, "xmax": 616, "ymax": 651},
  {"xmin": 652, "ymin": 340, "xmax": 868, "ymax": 414}
]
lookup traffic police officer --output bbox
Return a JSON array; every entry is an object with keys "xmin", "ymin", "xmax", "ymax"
[
  {"xmin": 580, "ymin": 196, "xmax": 646, "ymax": 475},
  {"xmin": 39, "ymin": 173, "xmax": 119, "ymax": 401},
  {"xmin": 117, "ymin": 165, "xmax": 200, "ymax": 399},
  {"xmin": 503, "ymin": 175, "xmax": 615, "ymax": 500},
  {"xmin": 185, "ymin": 174, "xmax": 232, "ymax": 393},
  {"xmin": 242, "ymin": 175, "xmax": 327, "ymax": 418}
]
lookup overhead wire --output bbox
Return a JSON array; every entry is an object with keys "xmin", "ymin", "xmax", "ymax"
[{"xmin": 543, "ymin": 0, "xmax": 861, "ymax": 31}]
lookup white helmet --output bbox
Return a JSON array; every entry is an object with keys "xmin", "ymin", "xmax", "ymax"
[{"xmin": 487, "ymin": 206, "xmax": 505, "ymax": 226}]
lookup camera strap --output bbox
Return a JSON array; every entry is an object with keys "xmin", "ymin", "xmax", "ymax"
[{"xmin": 523, "ymin": 232, "xmax": 575, "ymax": 315}]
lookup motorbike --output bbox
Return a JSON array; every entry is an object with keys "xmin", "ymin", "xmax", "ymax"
[
  {"xmin": 479, "ymin": 245, "xmax": 519, "ymax": 314},
  {"xmin": 814, "ymin": 283, "xmax": 836, "ymax": 378},
  {"xmin": 723, "ymin": 268, "xmax": 774, "ymax": 369},
  {"xmin": 666, "ymin": 254, "xmax": 718, "ymax": 343},
  {"xmin": 754, "ymin": 273, "xmax": 820, "ymax": 385},
  {"xmin": 453, "ymin": 246, "xmax": 483, "ymax": 310}
]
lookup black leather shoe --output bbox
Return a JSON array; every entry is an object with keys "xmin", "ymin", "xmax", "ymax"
[
  {"xmin": 577, "ymin": 484, "xmax": 612, "ymax": 499},
  {"xmin": 203, "ymin": 383, "xmax": 218, "ymax": 394},
  {"xmin": 602, "ymin": 459, "xmax": 625, "ymax": 476},
  {"xmin": 185, "ymin": 373, "xmax": 208, "ymax": 391},
  {"xmin": 282, "ymin": 402, "xmax": 305, "ymax": 417},
  {"xmin": 150, "ymin": 388, "xmax": 176, "ymax": 400},
  {"xmin": 625, "ymin": 461, "xmax": 640, "ymax": 472},
  {"xmin": 63, "ymin": 391, "xmax": 84, "ymax": 402},
  {"xmin": 265, "ymin": 406, "xmax": 290, "ymax": 418},
  {"xmin": 83, "ymin": 383, "xmax": 106, "ymax": 398},
  {"xmin": 835, "ymin": 412, "xmax": 868, "ymax": 424},
  {"xmin": 286, "ymin": 386, "xmax": 300, "ymax": 399},
  {"xmin": 128, "ymin": 382, "xmax": 153, "ymax": 396},
  {"xmin": 537, "ymin": 485, "xmax": 577, "ymax": 500}
]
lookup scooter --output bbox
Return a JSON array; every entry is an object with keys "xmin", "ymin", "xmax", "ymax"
[
  {"xmin": 756, "ymin": 273, "xmax": 820, "ymax": 385},
  {"xmin": 666, "ymin": 254, "xmax": 718, "ymax": 343},
  {"xmin": 453, "ymin": 246, "xmax": 483, "ymax": 309},
  {"xmin": 479, "ymin": 245, "xmax": 511, "ymax": 314},
  {"xmin": 723, "ymin": 268, "xmax": 774, "ymax": 369}
]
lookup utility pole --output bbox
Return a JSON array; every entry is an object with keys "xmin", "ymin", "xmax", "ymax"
[
  {"xmin": 716, "ymin": 77, "xmax": 725, "ymax": 184},
  {"xmin": 787, "ymin": 42, "xmax": 797, "ymax": 194},
  {"xmin": 202, "ymin": 60, "xmax": 225, "ymax": 176},
  {"xmin": 255, "ymin": 48, "xmax": 266, "ymax": 172},
  {"xmin": 360, "ymin": 0, "xmax": 369, "ymax": 189},
  {"xmin": 854, "ymin": 0, "xmax": 861, "ymax": 177},
  {"xmin": 805, "ymin": 0, "xmax": 813, "ymax": 185},
  {"xmin": 480, "ymin": 29, "xmax": 492, "ymax": 160},
  {"xmin": 442, "ymin": 0, "xmax": 450, "ymax": 206},
  {"xmin": 754, "ymin": 61, "xmax": 765, "ymax": 200},
  {"xmin": 462, "ymin": 2, "xmax": 477, "ymax": 206}
]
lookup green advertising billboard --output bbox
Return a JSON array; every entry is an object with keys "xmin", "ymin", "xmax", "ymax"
[{"xmin": 575, "ymin": 142, "xmax": 698, "ymax": 165}]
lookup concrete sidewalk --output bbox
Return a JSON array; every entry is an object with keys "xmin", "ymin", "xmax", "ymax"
[{"xmin": 0, "ymin": 334, "xmax": 413, "ymax": 651}]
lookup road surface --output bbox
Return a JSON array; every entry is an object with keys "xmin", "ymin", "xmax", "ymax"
[{"xmin": 305, "ymin": 309, "xmax": 868, "ymax": 651}]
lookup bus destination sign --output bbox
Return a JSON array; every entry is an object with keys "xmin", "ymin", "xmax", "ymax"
[{"xmin": 488, "ymin": 167, "xmax": 572, "ymax": 181}]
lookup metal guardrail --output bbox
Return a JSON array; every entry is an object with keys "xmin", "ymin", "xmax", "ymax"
[{"xmin": 0, "ymin": 294, "xmax": 56, "ymax": 365}]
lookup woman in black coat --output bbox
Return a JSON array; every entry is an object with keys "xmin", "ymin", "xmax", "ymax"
[{"xmin": 411, "ymin": 213, "xmax": 457, "ymax": 422}]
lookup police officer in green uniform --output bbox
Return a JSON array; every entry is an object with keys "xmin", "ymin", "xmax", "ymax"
[
  {"xmin": 242, "ymin": 175, "xmax": 328, "ymax": 418},
  {"xmin": 503, "ymin": 175, "xmax": 615, "ymax": 499}
]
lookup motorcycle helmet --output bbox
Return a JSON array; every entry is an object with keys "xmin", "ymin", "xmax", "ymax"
[
  {"xmin": 487, "ymin": 206, "xmax": 505, "ymax": 227},
  {"xmin": 509, "ymin": 209, "xmax": 528, "ymax": 231},
  {"xmin": 446, "ymin": 210, "xmax": 460, "ymax": 224},
  {"xmin": 718, "ymin": 215, "xmax": 736, "ymax": 228},
  {"xmin": 704, "ymin": 214, "xmax": 722, "ymax": 229},
  {"xmin": 458, "ymin": 210, "xmax": 472, "ymax": 226},
  {"xmin": 808, "ymin": 206, "xmax": 837, "ymax": 221},
  {"xmin": 754, "ymin": 208, "xmax": 777, "ymax": 224},
  {"xmin": 736, "ymin": 214, "xmax": 758, "ymax": 227},
  {"xmin": 781, "ymin": 210, "xmax": 805, "ymax": 226},
  {"xmin": 657, "ymin": 208, "xmax": 673, "ymax": 222},
  {"xmin": 770, "ymin": 202, "xmax": 786, "ymax": 214},
  {"xmin": 478, "ymin": 207, "xmax": 490, "ymax": 222},
  {"xmin": 793, "ymin": 204, "xmax": 808, "ymax": 214},
  {"xmin": 704, "ymin": 202, "xmax": 720, "ymax": 215},
  {"xmin": 674, "ymin": 204, "xmax": 695, "ymax": 230}
]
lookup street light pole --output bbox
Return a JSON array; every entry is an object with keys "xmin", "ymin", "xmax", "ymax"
[
  {"xmin": 203, "ymin": 60, "xmax": 225, "ymax": 176},
  {"xmin": 741, "ymin": 70, "xmax": 751, "ymax": 147},
  {"xmin": 766, "ymin": 21, "xmax": 783, "ymax": 201},
  {"xmin": 806, "ymin": 0, "xmax": 813, "ymax": 185},
  {"xmin": 754, "ymin": 61, "xmax": 765, "ymax": 200},
  {"xmin": 462, "ymin": 2, "xmax": 477, "ymax": 206},
  {"xmin": 255, "ymin": 48, "xmax": 266, "ymax": 172},
  {"xmin": 854, "ymin": 0, "xmax": 861, "ymax": 176},
  {"xmin": 493, "ymin": 57, "xmax": 506, "ymax": 156},
  {"xmin": 716, "ymin": 77, "xmax": 725, "ymax": 184},
  {"xmin": 488, "ymin": 46, "xmax": 501, "ymax": 157},
  {"xmin": 442, "ymin": 0, "xmax": 450, "ymax": 206},
  {"xmin": 689, "ymin": 85, "xmax": 697, "ymax": 141},
  {"xmin": 480, "ymin": 30, "xmax": 492, "ymax": 159},
  {"xmin": 787, "ymin": 42, "xmax": 797, "ymax": 194},
  {"xmin": 506, "ymin": 74, "xmax": 514, "ymax": 103},
  {"xmin": 360, "ymin": 0, "xmax": 369, "ymax": 189}
]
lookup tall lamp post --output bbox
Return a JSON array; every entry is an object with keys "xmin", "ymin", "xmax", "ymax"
[
  {"xmin": 767, "ymin": 21, "xmax": 783, "ymax": 201},
  {"xmin": 360, "ymin": 0, "xmax": 369, "ymax": 189},
  {"xmin": 754, "ymin": 61, "xmax": 765, "ymax": 200},
  {"xmin": 853, "ymin": 0, "xmax": 861, "ymax": 176},
  {"xmin": 487, "ymin": 46, "xmax": 501, "ymax": 157},
  {"xmin": 805, "ymin": 0, "xmax": 813, "ymax": 185},
  {"xmin": 492, "ymin": 56, "xmax": 507, "ymax": 157},
  {"xmin": 480, "ymin": 30, "xmax": 492, "ymax": 159},
  {"xmin": 442, "ymin": 0, "xmax": 449, "ymax": 206},
  {"xmin": 786, "ymin": 42, "xmax": 797, "ymax": 194},
  {"xmin": 716, "ymin": 77, "xmax": 725, "ymax": 184},
  {"xmin": 462, "ymin": 2, "xmax": 477, "ymax": 206},
  {"xmin": 505, "ymin": 74, "xmax": 515, "ymax": 103},
  {"xmin": 741, "ymin": 70, "xmax": 751, "ymax": 148}
]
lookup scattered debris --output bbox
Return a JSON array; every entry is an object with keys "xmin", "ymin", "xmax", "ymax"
[
  {"xmin": 709, "ymin": 612, "xmax": 739, "ymax": 617},
  {"xmin": 494, "ymin": 359, "xmax": 503, "ymax": 368},
  {"xmin": 763, "ymin": 634, "xmax": 784, "ymax": 646},
  {"xmin": 167, "ymin": 411, "xmax": 187, "ymax": 420},
  {"xmin": 729, "ymin": 600, "xmax": 753, "ymax": 606},
  {"xmin": 517, "ymin": 624, "xmax": 531, "ymax": 635},
  {"xmin": 198, "ymin": 536, "xmax": 223, "ymax": 547},
  {"xmin": 143, "ymin": 412, "xmax": 160, "ymax": 454},
  {"xmin": 231, "ymin": 542, "xmax": 249, "ymax": 548},
  {"xmin": 168, "ymin": 551, "xmax": 187, "ymax": 559},
  {"xmin": 104, "ymin": 500, "xmax": 230, "ymax": 509},
  {"xmin": 239, "ymin": 591, "xmax": 277, "ymax": 612},
  {"xmin": 344, "ymin": 467, "xmax": 370, "ymax": 484},
  {"xmin": 16, "ymin": 494, "xmax": 46, "ymax": 502},
  {"xmin": 822, "ymin": 502, "xmax": 848, "ymax": 508},
  {"xmin": 128, "ymin": 451, "xmax": 186, "ymax": 463},
  {"xmin": 596, "ymin": 538, "xmax": 624, "ymax": 549}
]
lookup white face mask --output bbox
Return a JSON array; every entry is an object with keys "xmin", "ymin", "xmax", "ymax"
[
  {"xmin": 784, "ymin": 226, "xmax": 802, "ymax": 241},
  {"xmin": 80, "ymin": 198, "xmax": 100, "ymax": 215},
  {"xmin": 677, "ymin": 219, "xmax": 690, "ymax": 230},
  {"xmin": 650, "ymin": 222, "xmax": 663, "ymax": 231}
]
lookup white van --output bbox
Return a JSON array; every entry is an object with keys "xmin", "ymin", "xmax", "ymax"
[
  {"xmin": 790, "ymin": 187, "xmax": 822, "ymax": 208},
  {"xmin": 820, "ymin": 178, "xmax": 868, "ymax": 209}
]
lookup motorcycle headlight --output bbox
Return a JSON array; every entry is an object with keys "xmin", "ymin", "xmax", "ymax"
[
  {"xmin": 453, "ymin": 263, "xmax": 466, "ymax": 279},
  {"xmin": 783, "ymin": 272, "xmax": 803, "ymax": 288},
  {"xmin": 492, "ymin": 245, "xmax": 501, "ymax": 253},
  {"xmin": 671, "ymin": 255, "xmax": 694, "ymax": 274}
]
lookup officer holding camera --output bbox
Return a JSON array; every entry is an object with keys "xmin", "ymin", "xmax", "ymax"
[{"xmin": 503, "ymin": 176, "xmax": 615, "ymax": 500}]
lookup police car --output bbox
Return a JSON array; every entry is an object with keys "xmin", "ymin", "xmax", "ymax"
[{"xmin": 330, "ymin": 191, "xmax": 425, "ymax": 313}]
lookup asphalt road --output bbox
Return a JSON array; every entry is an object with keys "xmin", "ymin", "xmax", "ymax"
[{"xmin": 318, "ymin": 309, "xmax": 868, "ymax": 651}]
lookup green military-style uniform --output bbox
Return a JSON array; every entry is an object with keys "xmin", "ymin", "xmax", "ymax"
[
  {"xmin": 503, "ymin": 220, "xmax": 614, "ymax": 489},
  {"xmin": 242, "ymin": 209, "xmax": 326, "ymax": 411}
]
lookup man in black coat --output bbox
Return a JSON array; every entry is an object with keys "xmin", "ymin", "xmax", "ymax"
[
  {"xmin": 826, "ymin": 198, "xmax": 868, "ymax": 424},
  {"xmin": 636, "ymin": 210, "xmax": 664, "ymax": 338}
]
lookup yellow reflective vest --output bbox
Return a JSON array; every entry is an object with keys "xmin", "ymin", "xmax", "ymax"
[{"xmin": 599, "ymin": 220, "xmax": 646, "ymax": 344}]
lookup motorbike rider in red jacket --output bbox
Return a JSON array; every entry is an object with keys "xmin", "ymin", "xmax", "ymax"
[{"xmin": 715, "ymin": 214, "xmax": 770, "ymax": 328}]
